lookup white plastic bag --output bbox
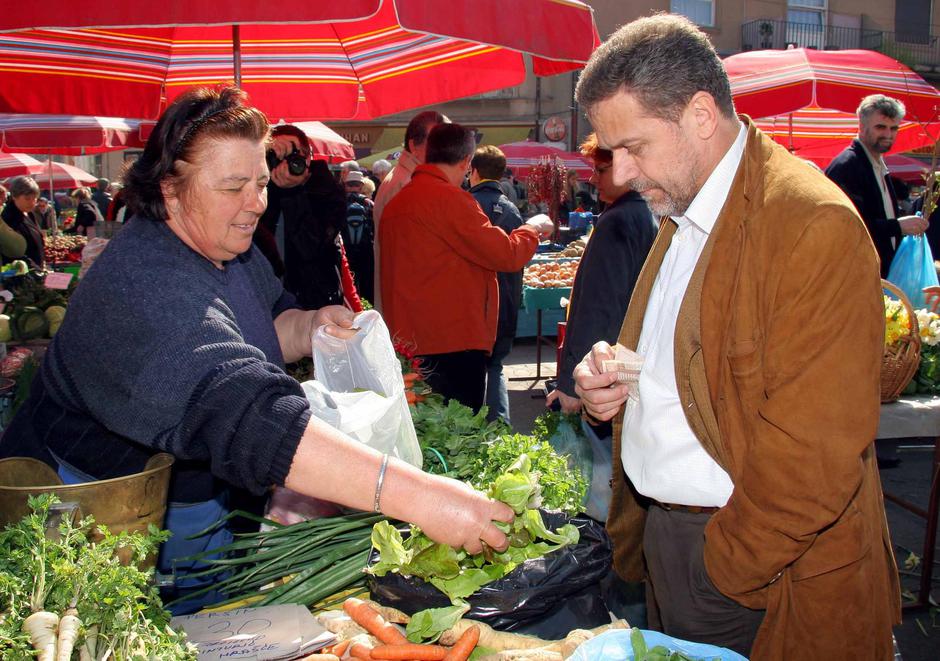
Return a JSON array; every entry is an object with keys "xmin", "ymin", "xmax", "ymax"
[
  {"xmin": 79, "ymin": 237, "xmax": 109, "ymax": 278},
  {"xmin": 306, "ymin": 310, "xmax": 422, "ymax": 467}
]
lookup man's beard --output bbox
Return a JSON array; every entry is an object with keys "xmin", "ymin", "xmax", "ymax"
[{"xmin": 629, "ymin": 175, "xmax": 700, "ymax": 218}]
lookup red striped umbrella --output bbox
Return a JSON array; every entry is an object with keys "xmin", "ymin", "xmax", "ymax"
[
  {"xmin": 0, "ymin": 0, "xmax": 600, "ymax": 121},
  {"xmin": 498, "ymin": 141, "xmax": 594, "ymax": 180},
  {"xmin": 752, "ymin": 106, "xmax": 940, "ymax": 169},
  {"xmin": 725, "ymin": 48, "xmax": 940, "ymax": 124},
  {"xmin": 0, "ymin": 157, "xmax": 97, "ymax": 191},
  {"xmin": 0, "ymin": 114, "xmax": 154, "ymax": 155},
  {"xmin": 0, "ymin": 151, "xmax": 41, "ymax": 179},
  {"xmin": 289, "ymin": 122, "xmax": 355, "ymax": 162}
]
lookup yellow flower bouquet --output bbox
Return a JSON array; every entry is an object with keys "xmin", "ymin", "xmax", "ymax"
[{"xmin": 881, "ymin": 281, "xmax": 921, "ymax": 402}]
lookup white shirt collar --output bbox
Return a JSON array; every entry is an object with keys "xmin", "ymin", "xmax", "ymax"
[
  {"xmin": 673, "ymin": 122, "xmax": 748, "ymax": 234},
  {"xmin": 859, "ymin": 139, "xmax": 889, "ymax": 176}
]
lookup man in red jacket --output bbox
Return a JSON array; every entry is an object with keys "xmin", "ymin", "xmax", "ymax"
[{"xmin": 380, "ymin": 123, "xmax": 553, "ymax": 410}]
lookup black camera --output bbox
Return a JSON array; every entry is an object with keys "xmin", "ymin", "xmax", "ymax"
[{"xmin": 266, "ymin": 146, "xmax": 308, "ymax": 176}]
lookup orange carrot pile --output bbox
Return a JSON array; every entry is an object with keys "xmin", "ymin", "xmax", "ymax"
[
  {"xmin": 340, "ymin": 599, "xmax": 480, "ymax": 661},
  {"xmin": 343, "ymin": 598, "xmax": 408, "ymax": 645}
]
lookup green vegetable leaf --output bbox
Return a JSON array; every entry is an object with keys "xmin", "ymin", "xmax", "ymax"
[
  {"xmin": 407, "ymin": 542, "xmax": 461, "ymax": 579},
  {"xmin": 631, "ymin": 627, "xmax": 649, "ymax": 656},
  {"xmin": 404, "ymin": 603, "xmax": 469, "ymax": 643},
  {"xmin": 368, "ymin": 521, "xmax": 411, "ymax": 575}
]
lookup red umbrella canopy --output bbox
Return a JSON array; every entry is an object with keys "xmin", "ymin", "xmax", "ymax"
[
  {"xmin": 752, "ymin": 106, "xmax": 940, "ymax": 168},
  {"xmin": 0, "ymin": 0, "xmax": 600, "ymax": 121},
  {"xmin": 0, "ymin": 150, "xmax": 41, "ymax": 179},
  {"xmin": 725, "ymin": 48, "xmax": 940, "ymax": 123},
  {"xmin": 0, "ymin": 158, "xmax": 97, "ymax": 190},
  {"xmin": 498, "ymin": 141, "xmax": 594, "ymax": 179},
  {"xmin": 0, "ymin": 114, "xmax": 154, "ymax": 155},
  {"xmin": 281, "ymin": 121, "xmax": 355, "ymax": 162},
  {"xmin": 884, "ymin": 154, "xmax": 930, "ymax": 185}
]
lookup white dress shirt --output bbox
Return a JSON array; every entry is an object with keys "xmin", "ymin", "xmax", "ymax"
[{"xmin": 620, "ymin": 123, "xmax": 747, "ymax": 507}]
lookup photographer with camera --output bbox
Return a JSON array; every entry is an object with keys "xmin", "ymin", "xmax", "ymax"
[{"xmin": 255, "ymin": 124, "xmax": 362, "ymax": 311}]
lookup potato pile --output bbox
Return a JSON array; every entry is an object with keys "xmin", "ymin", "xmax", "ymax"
[
  {"xmin": 560, "ymin": 239, "xmax": 585, "ymax": 257},
  {"xmin": 524, "ymin": 260, "xmax": 579, "ymax": 288}
]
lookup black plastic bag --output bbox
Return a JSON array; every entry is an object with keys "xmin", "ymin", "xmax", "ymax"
[{"xmin": 368, "ymin": 511, "xmax": 613, "ymax": 638}]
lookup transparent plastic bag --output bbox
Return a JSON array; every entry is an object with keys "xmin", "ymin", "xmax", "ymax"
[{"xmin": 308, "ymin": 310, "xmax": 422, "ymax": 467}]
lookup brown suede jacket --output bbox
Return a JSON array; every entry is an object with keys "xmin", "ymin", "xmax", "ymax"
[{"xmin": 608, "ymin": 118, "xmax": 901, "ymax": 660}]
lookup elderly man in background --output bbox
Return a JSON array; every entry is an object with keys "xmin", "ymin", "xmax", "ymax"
[
  {"xmin": 573, "ymin": 13, "xmax": 899, "ymax": 659},
  {"xmin": 372, "ymin": 110, "xmax": 448, "ymax": 310},
  {"xmin": 380, "ymin": 124, "xmax": 552, "ymax": 411},
  {"xmin": 369, "ymin": 159, "xmax": 393, "ymax": 198},
  {"xmin": 826, "ymin": 94, "xmax": 927, "ymax": 277}
]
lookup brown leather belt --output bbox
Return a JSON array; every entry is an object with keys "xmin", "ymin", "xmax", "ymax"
[{"xmin": 651, "ymin": 500, "xmax": 720, "ymax": 515}]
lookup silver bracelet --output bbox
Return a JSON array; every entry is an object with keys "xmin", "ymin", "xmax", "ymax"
[{"xmin": 373, "ymin": 453, "xmax": 390, "ymax": 512}]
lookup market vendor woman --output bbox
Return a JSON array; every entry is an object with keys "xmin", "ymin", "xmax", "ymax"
[{"xmin": 0, "ymin": 87, "xmax": 513, "ymax": 611}]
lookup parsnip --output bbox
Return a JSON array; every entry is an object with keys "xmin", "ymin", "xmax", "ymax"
[
  {"xmin": 23, "ymin": 610, "xmax": 59, "ymax": 661},
  {"xmin": 56, "ymin": 606, "xmax": 82, "ymax": 661},
  {"xmin": 439, "ymin": 620, "xmax": 550, "ymax": 650}
]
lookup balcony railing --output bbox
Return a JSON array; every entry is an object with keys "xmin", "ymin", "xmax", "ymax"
[{"xmin": 741, "ymin": 19, "xmax": 940, "ymax": 71}]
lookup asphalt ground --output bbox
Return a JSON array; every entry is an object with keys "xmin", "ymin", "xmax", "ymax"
[{"xmin": 502, "ymin": 337, "xmax": 939, "ymax": 660}]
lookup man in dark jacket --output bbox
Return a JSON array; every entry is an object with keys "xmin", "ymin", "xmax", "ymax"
[
  {"xmin": 825, "ymin": 94, "xmax": 927, "ymax": 277},
  {"xmin": 469, "ymin": 145, "xmax": 525, "ymax": 424},
  {"xmin": 255, "ymin": 124, "xmax": 350, "ymax": 310}
]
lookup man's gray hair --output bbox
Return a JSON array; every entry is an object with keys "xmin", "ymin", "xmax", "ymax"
[
  {"xmin": 575, "ymin": 13, "xmax": 735, "ymax": 123},
  {"xmin": 372, "ymin": 159, "xmax": 393, "ymax": 179},
  {"xmin": 857, "ymin": 94, "xmax": 906, "ymax": 122}
]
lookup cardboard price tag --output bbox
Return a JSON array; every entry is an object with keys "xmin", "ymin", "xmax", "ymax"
[{"xmin": 44, "ymin": 272, "xmax": 73, "ymax": 290}]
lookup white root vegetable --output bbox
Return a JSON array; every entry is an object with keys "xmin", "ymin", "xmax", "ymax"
[
  {"xmin": 439, "ymin": 619, "xmax": 550, "ymax": 650},
  {"xmin": 477, "ymin": 651, "xmax": 563, "ymax": 661},
  {"xmin": 23, "ymin": 610, "xmax": 59, "ymax": 661},
  {"xmin": 78, "ymin": 624, "xmax": 98, "ymax": 661},
  {"xmin": 56, "ymin": 607, "xmax": 82, "ymax": 661},
  {"xmin": 364, "ymin": 600, "xmax": 410, "ymax": 624},
  {"xmin": 316, "ymin": 610, "xmax": 368, "ymax": 640}
]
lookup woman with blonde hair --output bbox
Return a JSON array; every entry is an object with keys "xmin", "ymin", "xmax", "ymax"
[{"xmin": 71, "ymin": 186, "xmax": 100, "ymax": 238}]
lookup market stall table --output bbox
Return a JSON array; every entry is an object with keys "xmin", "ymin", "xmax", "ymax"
[
  {"xmin": 513, "ymin": 285, "xmax": 570, "ymax": 382},
  {"xmin": 877, "ymin": 394, "xmax": 940, "ymax": 610}
]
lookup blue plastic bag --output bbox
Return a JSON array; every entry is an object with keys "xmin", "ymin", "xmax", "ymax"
[
  {"xmin": 570, "ymin": 628, "xmax": 748, "ymax": 661},
  {"xmin": 887, "ymin": 234, "xmax": 939, "ymax": 309}
]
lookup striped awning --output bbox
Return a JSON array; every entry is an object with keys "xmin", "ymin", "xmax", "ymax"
[
  {"xmin": 0, "ymin": 0, "xmax": 600, "ymax": 121},
  {"xmin": 753, "ymin": 106, "xmax": 940, "ymax": 170},
  {"xmin": 0, "ymin": 114, "xmax": 154, "ymax": 154},
  {"xmin": 725, "ymin": 48, "xmax": 940, "ymax": 124},
  {"xmin": 498, "ymin": 141, "xmax": 594, "ymax": 180}
]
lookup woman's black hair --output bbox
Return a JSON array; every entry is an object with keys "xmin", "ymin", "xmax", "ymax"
[{"xmin": 123, "ymin": 86, "xmax": 269, "ymax": 221}]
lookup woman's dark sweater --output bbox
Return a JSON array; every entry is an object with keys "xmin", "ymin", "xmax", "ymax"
[
  {"xmin": 0, "ymin": 217, "xmax": 310, "ymax": 503},
  {"xmin": 1, "ymin": 201, "xmax": 45, "ymax": 267}
]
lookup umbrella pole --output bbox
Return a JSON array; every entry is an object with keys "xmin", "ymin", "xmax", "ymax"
[{"xmin": 232, "ymin": 25, "xmax": 242, "ymax": 88}]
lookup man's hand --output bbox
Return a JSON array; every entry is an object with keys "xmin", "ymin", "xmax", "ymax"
[
  {"xmin": 525, "ymin": 213, "xmax": 555, "ymax": 240},
  {"xmin": 925, "ymin": 285, "xmax": 940, "ymax": 313},
  {"xmin": 269, "ymin": 134, "xmax": 311, "ymax": 189},
  {"xmin": 573, "ymin": 341, "xmax": 630, "ymax": 422},
  {"xmin": 546, "ymin": 388, "xmax": 582, "ymax": 413},
  {"xmin": 899, "ymin": 214, "xmax": 929, "ymax": 235}
]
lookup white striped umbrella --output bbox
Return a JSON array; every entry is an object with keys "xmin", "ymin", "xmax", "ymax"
[
  {"xmin": 0, "ymin": 150, "xmax": 41, "ymax": 179},
  {"xmin": 498, "ymin": 141, "xmax": 594, "ymax": 180}
]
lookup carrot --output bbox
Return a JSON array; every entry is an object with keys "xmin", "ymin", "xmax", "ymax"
[
  {"xmin": 343, "ymin": 598, "xmax": 408, "ymax": 645},
  {"xmin": 371, "ymin": 643, "xmax": 449, "ymax": 660},
  {"xmin": 330, "ymin": 639, "xmax": 351, "ymax": 657},
  {"xmin": 405, "ymin": 390, "xmax": 418, "ymax": 405},
  {"xmin": 403, "ymin": 373, "xmax": 419, "ymax": 385},
  {"xmin": 442, "ymin": 624, "xmax": 480, "ymax": 661},
  {"xmin": 349, "ymin": 641, "xmax": 374, "ymax": 660}
]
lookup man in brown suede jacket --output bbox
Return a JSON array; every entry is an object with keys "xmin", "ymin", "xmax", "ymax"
[{"xmin": 573, "ymin": 14, "xmax": 900, "ymax": 660}]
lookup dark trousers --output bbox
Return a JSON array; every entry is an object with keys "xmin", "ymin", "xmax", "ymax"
[
  {"xmin": 643, "ymin": 504, "xmax": 765, "ymax": 657},
  {"xmin": 418, "ymin": 350, "xmax": 487, "ymax": 412}
]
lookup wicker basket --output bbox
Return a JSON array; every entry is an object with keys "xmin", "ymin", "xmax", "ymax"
[{"xmin": 881, "ymin": 280, "xmax": 921, "ymax": 402}]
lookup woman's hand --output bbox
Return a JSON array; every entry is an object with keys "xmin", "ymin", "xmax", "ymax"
[
  {"xmin": 925, "ymin": 285, "xmax": 940, "ymax": 313},
  {"xmin": 415, "ymin": 475, "xmax": 515, "ymax": 555},
  {"xmin": 312, "ymin": 305, "xmax": 358, "ymax": 339},
  {"xmin": 573, "ymin": 341, "xmax": 630, "ymax": 422}
]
